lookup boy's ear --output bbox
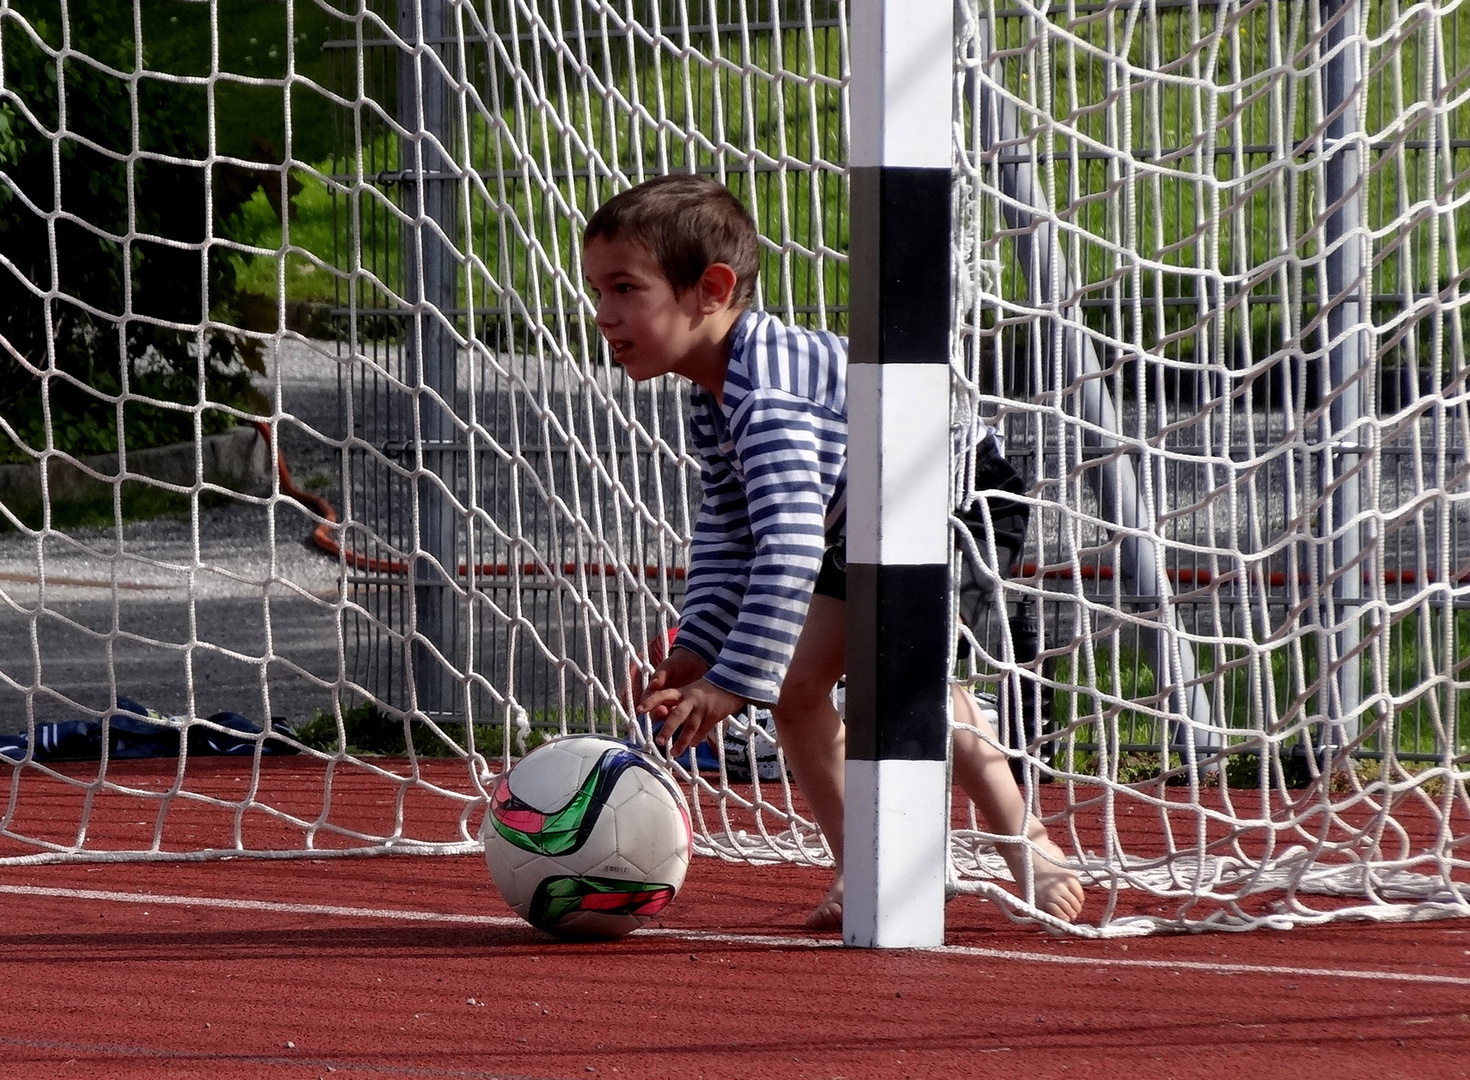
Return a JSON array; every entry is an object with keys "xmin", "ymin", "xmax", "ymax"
[{"xmin": 696, "ymin": 262, "xmax": 740, "ymax": 312}]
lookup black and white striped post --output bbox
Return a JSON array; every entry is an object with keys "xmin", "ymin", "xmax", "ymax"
[{"xmin": 843, "ymin": 0, "xmax": 954, "ymax": 949}]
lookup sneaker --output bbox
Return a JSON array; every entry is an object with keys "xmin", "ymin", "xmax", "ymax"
[{"xmin": 721, "ymin": 709, "xmax": 784, "ymax": 782}]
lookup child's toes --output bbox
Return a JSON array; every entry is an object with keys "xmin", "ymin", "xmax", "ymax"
[
  {"xmin": 1055, "ymin": 882, "xmax": 1085, "ymax": 922},
  {"xmin": 804, "ymin": 881, "xmax": 845, "ymax": 932},
  {"xmin": 1035, "ymin": 869, "xmax": 1085, "ymax": 922},
  {"xmin": 804, "ymin": 895, "xmax": 843, "ymax": 932}
]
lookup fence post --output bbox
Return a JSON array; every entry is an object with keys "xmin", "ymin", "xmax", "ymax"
[
  {"xmin": 398, "ymin": 0, "xmax": 461, "ymax": 723},
  {"xmin": 1320, "ymin": 0, "xmax": 1370, "ymax": 756}
]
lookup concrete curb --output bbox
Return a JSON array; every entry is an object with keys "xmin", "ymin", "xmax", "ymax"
[{"xmin": 0, "ymin": 425, "xmax": 272, "ymax": 517}]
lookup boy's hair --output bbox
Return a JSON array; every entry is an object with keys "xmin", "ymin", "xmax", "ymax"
[{"xmin": 584, "ymin": 175, "xmax": 759, "ymax": 306}]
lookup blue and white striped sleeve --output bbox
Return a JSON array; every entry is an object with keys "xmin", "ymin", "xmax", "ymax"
[
  {"xmin": 671, "ymin": 428, "xmax": 752, "ymax": 672},
  {"xmin": 697, "ymin": 389, "xmax": 844, "ymax": 704}
]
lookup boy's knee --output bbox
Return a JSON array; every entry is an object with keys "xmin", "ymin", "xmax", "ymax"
[
  {"xmin": 954, "ymin": 718, "xmax": 1006, "ymax": 762},
  {"xmin": 774, "ymin": 673, "xmax": 838, "ymax": 721}
]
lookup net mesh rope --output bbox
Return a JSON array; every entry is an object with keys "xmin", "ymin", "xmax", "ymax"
[
  {"xmin": 0, "ymin": 0, "xmax": 1465, "ymax": 934},
  {"xmin": 951, "ymin": 0, "xmax": 1469, "ymax": 932}
]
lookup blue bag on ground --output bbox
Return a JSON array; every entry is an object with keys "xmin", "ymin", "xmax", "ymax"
[{"xmin": 0, "ymin": 696, "xmax": 301, "ymax": 762}]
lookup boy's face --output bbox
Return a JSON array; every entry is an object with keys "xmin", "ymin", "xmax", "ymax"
[{"xmin": 583, "ymin": 235, "xmax": 716, "ymax": 382}]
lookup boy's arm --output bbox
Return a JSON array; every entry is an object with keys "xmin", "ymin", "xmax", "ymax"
[
  {"xmin": 696, "ymin": 389, "xmax": 842, "ymax": 705},
  {"xmin": 653, "ymin": 392, "xmax": 838, "ymax": 755},
  {"xmin": 669, "ymin": 407, "xmax": 755, "ymax": 672}
]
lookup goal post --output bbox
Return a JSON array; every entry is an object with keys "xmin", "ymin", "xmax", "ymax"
[
  {"xmin": 1319, "ymin": 0, "xmax": 1369, "ymax": 757},
  {"xmin": 842, "ymin": 0, "xmax": 955, "ymax": 948},
  {"xmin": 395, "ymin": 0, "xmax": 464, "ymax": 728},
  {"xmin": 0, "ymin": 0, "xmax": 1467, "ymax": 938}
]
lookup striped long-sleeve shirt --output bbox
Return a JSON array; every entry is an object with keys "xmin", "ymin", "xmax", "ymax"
[{"xmin": 676, "ymin": 310, "xmax": 848, "ymax": 705}]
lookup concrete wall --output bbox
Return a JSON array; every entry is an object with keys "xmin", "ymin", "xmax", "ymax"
[{"xmin": 0, "ymin": 424, "xmax": 272, "ymax": 519}]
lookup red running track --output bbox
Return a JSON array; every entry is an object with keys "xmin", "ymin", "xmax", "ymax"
[{"xmin": 0, "ymin": 760, "xmax": 1466, "ymax": 1080}]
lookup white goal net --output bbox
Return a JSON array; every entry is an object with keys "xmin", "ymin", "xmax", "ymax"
[{"xmin": 0, "ymin": 0, "xmax": 1465, "ymax": 934}]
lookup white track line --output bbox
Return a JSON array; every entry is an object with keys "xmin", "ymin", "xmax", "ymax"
[
  {"xmin": 0, "ymin": 883, "xmax": 518, "ymax": 926},
  {"xmin": 6, "ymin": 883, "xmax": 1469, "ymax": 988}
]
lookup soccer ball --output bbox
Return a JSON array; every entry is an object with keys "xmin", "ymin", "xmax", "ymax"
[{"xmin": 481, "ymin": 734, "xmax": 693, "ymax": 940}]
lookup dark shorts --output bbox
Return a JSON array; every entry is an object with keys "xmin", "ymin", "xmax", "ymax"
[
  {"xmin": 956, "ymin": 435, "xmax": 1030, "ymax": 657},
  {"xmin": 814, "ymin": 545, "xmax": 847, "ymax": 601}
]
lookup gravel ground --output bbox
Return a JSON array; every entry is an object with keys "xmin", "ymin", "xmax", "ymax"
[{"xmin": 0, "ymin": 337, "xmax": 350, "ymax": 732}]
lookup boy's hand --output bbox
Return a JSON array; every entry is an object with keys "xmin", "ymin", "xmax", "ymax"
[
  {"xmin": 637, "ymin": 646, "xmax": 709, "ymax": 715},
  {"xmin": 643, "ymin": 678, "xmax": 747, "ymax": 758}
]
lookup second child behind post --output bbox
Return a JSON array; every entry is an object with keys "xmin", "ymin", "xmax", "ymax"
[{"xmin": 582, "ymin": 174, "xmax": 1084, "ymax": 931}]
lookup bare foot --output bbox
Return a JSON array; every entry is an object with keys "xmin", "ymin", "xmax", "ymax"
[
  {"xmin": 1000, "ymin": 834, "xmax": 1084, "ymax": 922},
  {"xmin": 804, "ymin": 877, "xmax": 844, "ymax": 932}
]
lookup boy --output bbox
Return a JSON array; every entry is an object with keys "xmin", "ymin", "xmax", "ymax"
[{"xmin": 583, "ymin": 174, "xmax": 1084, "ymax": 930}]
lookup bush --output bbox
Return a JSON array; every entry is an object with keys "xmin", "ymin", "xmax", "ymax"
[{"xmin": 0, "ymin": 1, "xmax": 310, "ymax": 463}]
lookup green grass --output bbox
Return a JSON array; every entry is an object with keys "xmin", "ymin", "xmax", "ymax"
[
  {"xmin": 220, "ymin": 152, "xmax": 404, "ymax": 324},
  {"xmin": 1042, "ymin": 603, "xmax": 1470, "ymax": 773},
  {"xmin": 214, "ymin": 2, "xmax": 1470, "ymax": 378},
  {"xmin": 977, "ymin": 2, "xmax": 1470, "ymax": 368},
  {"xmin": 288, "ymin": 699, "xmax": 572, "ymax": 759},
  {"xmin": 219, "ymin": 16, "xmax": 851, "ymax": 333},
  {"xmin": 1056, "ymin": 745, "xmax": 1455, "ymax": 793}
]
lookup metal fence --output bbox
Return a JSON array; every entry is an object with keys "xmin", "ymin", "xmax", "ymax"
[{"xmin": 331, "ymin": 0, "xmax": 1470, "ymax": 768}]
